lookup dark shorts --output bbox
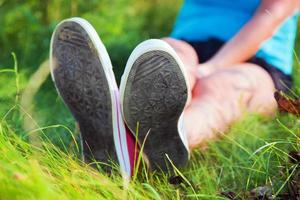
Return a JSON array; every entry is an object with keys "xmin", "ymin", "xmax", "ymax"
[{"xmin": 186, "ymin": 38, "xmax": 293, "ymax": 93}]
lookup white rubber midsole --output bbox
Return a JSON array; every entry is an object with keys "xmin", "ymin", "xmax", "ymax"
[
  {"xmin": 49, "ymin": 17, "xmax": 131, "ymax": 178},
  {"xmin": 119, "ymin": 39, "xmax": 190, "ymax": 155}
]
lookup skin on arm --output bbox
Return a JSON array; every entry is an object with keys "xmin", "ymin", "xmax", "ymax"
[{"xmin": 198, "ymin": 0, "xmax": 300, "ymax": 76}]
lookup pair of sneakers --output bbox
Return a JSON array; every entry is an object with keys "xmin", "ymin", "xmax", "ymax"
[{"xmin": 49, "ymin": 17, "xmax": 190, "ymax": 178}]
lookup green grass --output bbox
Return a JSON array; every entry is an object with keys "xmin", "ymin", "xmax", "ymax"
[
  {"xmin": 1, "ymin": 1, "xmax": 299, "ymax": 199},
  {"xmin": 0, "ymin": 53, "xmax": 299, "ymax": 200}
]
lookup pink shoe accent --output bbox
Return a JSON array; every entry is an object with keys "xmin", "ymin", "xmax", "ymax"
[{"xmin": 125, "ymin": 125, "xmax": 139, "ymax": 176}]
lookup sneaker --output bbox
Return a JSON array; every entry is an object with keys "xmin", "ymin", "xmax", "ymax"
[
  {"xmin": 49, "ymin": 17, "xmax": 133, "ymax": 177},
  {"xmin": 120, "ymin": 39, "xmax": 190, "ymax": 171}
]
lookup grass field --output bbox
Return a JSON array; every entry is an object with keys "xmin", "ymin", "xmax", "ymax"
[
  {"xmin": 0, "ymin": 1, "xmax": 299, "ymax": 198},
  {"xmin": 0, "ymin": 51, "xmax": 299, "ymax": 200}
]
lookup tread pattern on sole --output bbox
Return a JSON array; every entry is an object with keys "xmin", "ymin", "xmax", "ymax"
[
  {"xmin": 123, "ymin": 50, "xmax": 188, "ymax": 171},
  {"xmin": 51, "ymin": 21, "xmax": 117, "ymax": 171}
]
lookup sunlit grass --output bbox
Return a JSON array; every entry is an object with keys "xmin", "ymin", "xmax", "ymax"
[
  {"xmin": 0, "ymin": 54, "xmax": 299, "ymax": 199},
  {"xmin": 2, "ymin": 107, "xmax": 298, "ymax": 199}
]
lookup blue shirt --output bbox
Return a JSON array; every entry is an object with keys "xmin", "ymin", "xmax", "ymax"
[{"xmin": 171, "ymin": 0, "xmax": 299, "ymax": 75}]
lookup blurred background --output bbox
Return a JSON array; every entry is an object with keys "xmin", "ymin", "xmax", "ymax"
[
  {"xmin": 0, "ymin": 0, "xmax": 182, "ymax": 148},
  {"xmin": 0, "ymin": 0, "xmax": 181, "ymax": 77},
  {"xmin": 0, "ymin": 0, "xmax": 299, "ymax": 149}
]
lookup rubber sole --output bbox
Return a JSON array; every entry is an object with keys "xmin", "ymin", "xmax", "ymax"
[
  {"xmin": 121, "ymin": 41, "xmax": 189, "ymax": 171},
  {"xmin": 50, "ymin": 20, "xmax": 117, "ymax": 172}
]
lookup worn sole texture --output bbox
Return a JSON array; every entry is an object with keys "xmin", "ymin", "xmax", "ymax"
[
  {"xmin": 51, "ymin": 21, "xmax": 117, "ymax": 171},
  {"xmin": 123, "ymin": 50, "xmax": 189, "ymax": 171}
]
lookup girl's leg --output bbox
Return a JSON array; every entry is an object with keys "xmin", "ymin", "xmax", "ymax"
[
  {"xmin": 184, "ymin": 64, "xmax": 277, "ymax": 149},
  {"xmin": 163, "ymin": 38, "xmax": 277, "ymax": 149}
]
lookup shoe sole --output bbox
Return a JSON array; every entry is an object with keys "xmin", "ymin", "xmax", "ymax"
[
  {"xmin": 50, "ymin": 18, "xmax": 131, "ymax": 176},
  {"xmin": 120, "ymin": 39, "xmax": 190, "ymax": 171}
]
